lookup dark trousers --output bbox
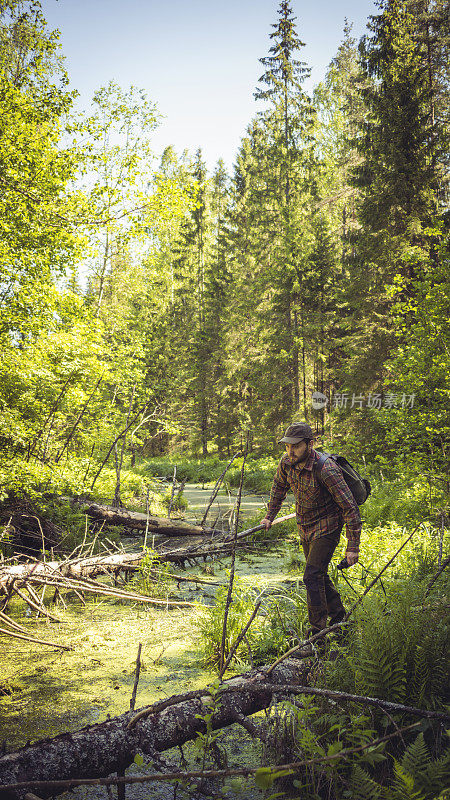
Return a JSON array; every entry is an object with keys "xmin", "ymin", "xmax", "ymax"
[{"xmin": 302, "ymin": 530, "xmax": 346, "ymax": 635}]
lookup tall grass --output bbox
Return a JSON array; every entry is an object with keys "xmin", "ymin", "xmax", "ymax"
[{"xmin": 139, "ymin": 455, "xmax": 278, "ymax": 494}]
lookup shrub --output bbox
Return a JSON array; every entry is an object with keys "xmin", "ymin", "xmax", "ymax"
[
  {"xmin": 361, "ymin": 477, "xmax": 434, "ymax": 528},
  {"xmin": 140, "ymin": 455, "xmax": 279, "ymax": 494},
  {"xmin": 197, "ymin": 575, "xmax": 308, "ymax": 669},
  {"xmin": 161, "ymin": 487, "xmax": 188, "ymax": 512}
]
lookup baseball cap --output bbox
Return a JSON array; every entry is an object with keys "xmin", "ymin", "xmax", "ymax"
[{"xmin": 278, "ymin": 422, "xmax": 315, "ymax": 444}]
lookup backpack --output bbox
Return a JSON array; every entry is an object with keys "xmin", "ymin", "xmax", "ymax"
[{"xmin": 314, "ymin": 451, "xmax": 371, "ymax": 506}]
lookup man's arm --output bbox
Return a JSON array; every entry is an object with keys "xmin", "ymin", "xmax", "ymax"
[
  {"xmin": 261, "ymin": 460, "xmax": 289, "ymax": 529},
  {"xmin": 319, "ymin": 460, "xmax": 362, "ymax": 564}
]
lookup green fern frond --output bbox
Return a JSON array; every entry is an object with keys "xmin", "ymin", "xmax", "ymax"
[
  {"xmin": 410, "ymin": 645, "xmax": 431, "ymax": 707},
  {"xmin": 413, "ymin": 747, "xmax": 450, "ymax": 800},
  {"xmin": 349, "ymin": 763, "xmax": 382, "ymax": 800},
  {"xmin": 409, "ymin": 627, "xmax": 449, "ymax": 708},
  {"xmin": 390, "ymin": 762, "xmax": 426, "ymax": 800},
  {"xmin": 400, "ymin": 735, "xmax": 431, "ymax": 784},
  {"xmin": 337, "ymin": 587, "xmax": 448, "ymax": 709},
  {"xmin": 355, "ymin": 649, "xmax": 406, "ymax": 702}
]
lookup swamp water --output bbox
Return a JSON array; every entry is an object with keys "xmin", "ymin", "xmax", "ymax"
[{"xmin": 0, "ymin": 486, "xmax": 314, "ymax": 799}]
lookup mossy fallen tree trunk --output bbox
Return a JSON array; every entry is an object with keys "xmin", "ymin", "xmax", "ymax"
[
  {"xmin": 0, "ymin": 660, "xmax": 306, "ymax": 800},
  {"xmin": 85, "ymin": 504, "xmax": 206, "ymax": 536}
]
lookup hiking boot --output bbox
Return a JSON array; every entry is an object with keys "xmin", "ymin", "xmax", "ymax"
[
  {"xmin": 332, "ymin": 618, "xmax": 354, "ymax": 646},
  {"xmin": 329, "ymin": 609, "xmax": 346, "ymax": 627}
]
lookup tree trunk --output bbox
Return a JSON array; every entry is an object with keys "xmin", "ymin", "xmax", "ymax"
[
  {"xmin": 85, "ymin": 504, "xmax": 205, "ymax": 535},
  {"xmin": 0, "ymin": 514, "xmax": 296, "ymax": 591},
  {"xmin": 0, "ymin": 660, "xmax": 306, "ymax": 800},
  {"xmin": 113, "ymin": 386, "xmax": 136, "ymax": 507}
]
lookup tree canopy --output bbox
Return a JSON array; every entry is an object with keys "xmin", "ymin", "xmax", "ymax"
[{"xmin": 0, "ymin": 0, "xmax": 448, "ymax": 494}]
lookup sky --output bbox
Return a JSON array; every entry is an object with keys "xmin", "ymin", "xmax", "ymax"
[{"xmin": 41, "ymin": 0, "xmax": 378, "ymax": 173}]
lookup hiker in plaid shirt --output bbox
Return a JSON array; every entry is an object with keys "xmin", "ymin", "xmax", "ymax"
[{"xmin": 261, "ymin": 422, "xmax": 361, "ymax": 645}]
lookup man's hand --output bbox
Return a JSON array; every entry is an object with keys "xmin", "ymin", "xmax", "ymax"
[
  {"xmin": 261, "ymin": 517, "xmax": 273, "ymax": 531},
  {"xmin": 346, "ymin": 551, "xmax": 359, "ymax": 566}
]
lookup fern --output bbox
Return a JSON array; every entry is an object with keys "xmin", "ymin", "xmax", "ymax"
[
  {"xmin": 409, "ymin": 626, "xmax": 449, "ymax": 709},
  {"xmin": 328, "ymin": 586, "xmax": 449, "ymax": 709},
  {"xmin": 400, "ymin": 734, "xmax": 432, "ymax": 781},
  {"xmin": 386, "ymin": 734, "xmax": 450, "ymax": 800},
  {"xmin": 347, "ymin": 737, "xmax": 449, "ymax": 800},
  {"xmin": 355, "ymin": 649, "xmax": 406, "ymax": 702},
  {"xmin": 410, "ymin": 644, "xmax": 431, "ymax": 707},
  {"xmin": 349, "ymin": 764, "xmax": 382, "ymax": 800},
  {"xmin": 409, "ymin": 745, "xmax": 450, "ymax": 800},
  {"xmin": 389, "ymin": 762, "xmax": 426, "ymax": 800}
]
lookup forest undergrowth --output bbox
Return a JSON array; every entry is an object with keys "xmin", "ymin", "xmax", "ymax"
[{"xmin": 1, "ymin": 453, "xmax": 447, "ymax": 799}]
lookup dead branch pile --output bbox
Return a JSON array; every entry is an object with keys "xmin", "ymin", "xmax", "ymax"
[
  {"xmin": 0, "ymin": 512, "xmax": 294, "ymax": 649},
  {"xmin": 0, "ymin": 543, "xmax": 201, "ymax": 649}
]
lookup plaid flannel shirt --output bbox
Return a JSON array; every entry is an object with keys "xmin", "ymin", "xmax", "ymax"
[{"xmin": 266, "ymin": 449, "xmax": 361, "ymax": 552}]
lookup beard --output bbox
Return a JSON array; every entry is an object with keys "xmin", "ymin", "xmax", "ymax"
[{"xmin": 290, "ymin": 451, "xmax": 309, "ymax": 466}]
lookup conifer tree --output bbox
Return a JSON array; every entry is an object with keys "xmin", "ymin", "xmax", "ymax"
[
  {"xmin": 168, "ymin": 151, "xmax": 233, "ymax": 454},
  {"xmin": 338, "ymin": 0, "xmax": 443, "ymax": 399},
  {"xmin": 254, "ymin": 0, "xmax": 312, "ymax": 206},
  {"xmin": 229, "ymin": 0, "xmax": 317, "ymax": 429}
]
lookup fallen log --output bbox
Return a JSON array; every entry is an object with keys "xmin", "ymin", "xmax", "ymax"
[
  {"xmin": 0, "ymin": 514, "xmax": 295, "ymax": 628},
  {"xmin": 85, "ymin": 504, "xmax": 206, "ymax": 536},
  {"xmin": 0, "ymin": 514, "xmax": 294, "ymax": 598},
  {"xmin": 1, "ymin": 658, "xmax": 447, "ymax": 800},
  {"xmin": 0, "ymin": 554, "xmax": 198, "ymax": 616},
  {"xmin": 154, "ymin": 512, "xmax": 296, "ymax": 565},
  {"xmin": 0, "ymin": 659, "xmax": 306, "ymax": 800},
  {"xmin": 0, "ymin": 553, "xmax": 143, "ymax": 591}
]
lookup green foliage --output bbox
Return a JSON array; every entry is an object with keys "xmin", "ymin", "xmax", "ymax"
[
  {"xmin": 361, "ymin": 478, "xmax": 433, "ymax": 529},
  {"xmin": 161, "ymin": 487, "xmax": 187, "ymax": 512},
  {"xmin": 349, "ymin": 734, "xmax": 450, "ymax": 800},
  {"xmin": 262, "ymin": 687, "xmax": 448, "ymax": 799},
  {"xmin": 332, "ymin": 521, "xmax": 447, "ymax": 587},
  {"xmin": 141, "ymin": 456, "xmax": 227, "ymax": 485},
  {"xmin": 0, "ymin": 6, "xmax": 448, "ymax": 797},
  {"xmin": 198, "ymin": 571, "xmax": 307, "ymax": 669},
  {"xmin": 141, "ymin": 454, "xmax": 279, "ymax": 494},
  {"xmin": 396, "ymin": 734, "xmax": 450, "ymax": 800},
  {"xmin": 262, "ymin": 697, "xmax": 387, "ymax": 798},
  {"xmin": 349, "ymin": 763, "xmax": 383, "ymax": 800},
  {"xmin": 131, "ymin": 548, "xmax": 174, "ymax": 598},
  {"xmin": 0, "ymin": 455, "xmax": 147, "ymax": 515},
  {"xmin": 193, "ymin": 679, "xmax": 225, "ymax": 776},
  {"xmin": 326, "ymin": 584, "xmax": 449, "ymax": 709},
  {"xmin": 198, "ymin": 576, "xmax": 259, "ymax": 669},
  {"xmin": 227, "ymin": 456, "xmax": 281, "ymax": 493}
]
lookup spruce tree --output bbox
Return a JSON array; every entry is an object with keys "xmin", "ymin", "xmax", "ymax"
[
  {"xmin": 240, "ymin": 0, "xmax": 316, "ymax": 425},
  {"xmin": 338, "ymin": 0, "xmax": 443, "ymax": 400}
]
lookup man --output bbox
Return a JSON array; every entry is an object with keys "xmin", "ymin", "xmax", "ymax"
[{"xmin": 261, "ymin": 422, "xmax": 361, "ymax": 646}]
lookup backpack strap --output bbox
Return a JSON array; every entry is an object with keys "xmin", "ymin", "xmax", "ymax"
[
  {"xmin": 314, "ymin": 451, "xmax": 331, "ymax": 477},
  {"xmin": 313, "ymin": 451, "xmax": 335, "ymax": 494}
]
